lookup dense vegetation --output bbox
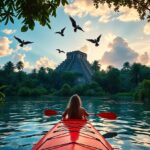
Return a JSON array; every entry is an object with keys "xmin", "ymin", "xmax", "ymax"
[
  {"xmin": 0, "ymin": 61, "xmax": 150, "ymax": 101},
  {"xmin": 0, "ymin": 0, "xmax": 149, "ymax": 31}
]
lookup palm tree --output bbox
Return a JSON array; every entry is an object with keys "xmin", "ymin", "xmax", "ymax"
[
  {"xmin": 122, "ymin": 62, "xmax": 130, "ymax": 70},
  {"xmin": 91, "ymin": 60, "xmax": 101, "ymax": 72},
  {"xmin": 16, "ymin": 61, "xmax": 24, "ymax": 71},
  {"xmin": 107, "ymin": 65, "xmax": 113, "ymax": 71}
]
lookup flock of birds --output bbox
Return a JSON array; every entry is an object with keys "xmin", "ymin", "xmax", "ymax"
[{"xmin": 14, "ymin": 16, "xmax": 102, "ymax": 54}]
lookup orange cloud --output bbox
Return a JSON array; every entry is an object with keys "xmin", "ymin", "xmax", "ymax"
[
  {"xmin": 2, "ymin": 29, "xmax": 16, "ymax": 35},
  {"xmin": 144, "ymin": 22, "xmax": 150, "ymax": 35},
  {"xmin": 35, "ymin": 56, "xmax": 56, "ymax": 69},
  {"xmin": 0, "ymin": 37, "xmax": 13, "ymax": 57},
  {"xmin": 64, "ymin": 0, "xmax": 140, "ymax": 23}
]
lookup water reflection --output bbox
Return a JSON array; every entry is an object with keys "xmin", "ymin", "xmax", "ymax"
[{"xmin": 0, "ymin": 97, "xmax": 150, "ymax": 150}]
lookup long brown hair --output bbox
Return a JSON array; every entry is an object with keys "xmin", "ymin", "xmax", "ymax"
[{"xmin": 67, "ymin": 94, "xmax": 82, "ymax": 119}]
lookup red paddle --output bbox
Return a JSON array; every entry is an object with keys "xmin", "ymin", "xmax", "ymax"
[
  {"xmin": 44, "ymin": 109, "xmax": 58, "ymax": 116},
  {"xmin": 44, "ymin": 109, "xmax": 117, "ymax": 120},
  {"xmin": 96, "ymin": 112, "xmax": 117, "ymax": 120}
]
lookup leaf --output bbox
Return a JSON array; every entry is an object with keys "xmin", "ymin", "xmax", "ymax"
[
  {"xmin": 0, "ymin": 85, "xmax": 7, "ymax": 90},
  {"xmin": 10, "ymin": 16, "xmax": 14, "ymax": 23},
  {"xmin": 1, "ymin": 16, "xmax": 7, "ymax": 21},
  {"xmin": 17, "ymin": 13, "xmax": 22, "ymax": 19},
  {"xmin": 62, "ymin": 0, "xmax": 68, "ymax": 6},
  {"xmin": 29, "ymin": 23, "xmax": 34, "ymax": 30},
  {"xmin": 46, "ymin": 23, "xmax": 51, "ymax": 29},
  {"xmin": 21, "ymin": 25, "xmax": 28, "ymax": 32},
  {"xmin": 4, "ymin": 17, "xmax": 9, "ymax": 25},
  {"xmin": 56, "ymin": 0, "xmax": 61, "ymax": 6}
]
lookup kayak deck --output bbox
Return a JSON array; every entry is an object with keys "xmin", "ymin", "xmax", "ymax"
[{"xmin": 32, "ymin": 120, "xmax": 113, "ymax": 150}]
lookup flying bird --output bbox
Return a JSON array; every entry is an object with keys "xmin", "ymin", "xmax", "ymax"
[
  {"xmin": 55, "ymin": 27, "xmax": 66, "ymax": 36},
  {"xmin": 56, "ymin": 49, "xmax": 65, "ymax": 53},
  {"xmin": 14, "ymin": 36, "xmax": 33, "ymax": 47},
  {"xmin": 86, "ymin": 34, "xmax": 102, "ymax": 47},
  {"xmin": 69, "ymin": 16, "xmax": 84, "ymax": 32}
]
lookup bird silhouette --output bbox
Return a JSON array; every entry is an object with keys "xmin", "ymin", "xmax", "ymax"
[
  {"xmin": 69, "ymin": 16, "xmax": 84, "ymax": 32},
  {"xmin": 56, "ymin": 49, "xmax": 65, "ymax": 53},
  {"xmin": 14, "ymin": 36, "xmax": 33, "ymax": 47},
  {"xmin": 87, "ymin": 34, "xmax": 102, "ymax": 46},
  {"xmin": 55, "ymin": 27, "xmax": 66, "ymax": 36}
]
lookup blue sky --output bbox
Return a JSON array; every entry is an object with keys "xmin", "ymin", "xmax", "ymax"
[{"xmin": 0, "ymin": 0, "xmax": 150, "ymax": 71}]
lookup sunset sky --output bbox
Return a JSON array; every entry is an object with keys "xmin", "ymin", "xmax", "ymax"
[{"xmin": 0, "ymin": 0, "xmax": 150, "ymax": 71}]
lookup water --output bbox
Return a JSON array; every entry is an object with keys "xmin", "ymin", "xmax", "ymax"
[{"xmin": 0, "ymin": 97, "xmax": 150, "ymax": 150}]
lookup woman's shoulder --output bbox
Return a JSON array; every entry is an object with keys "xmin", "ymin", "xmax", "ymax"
[{"xmin": 80, "ymin": 107, "xmax": 86, "ymax": 111}]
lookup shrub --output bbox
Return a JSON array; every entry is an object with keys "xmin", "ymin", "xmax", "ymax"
[
  {"xmin": 18, "ymin": 87, "xmax": 31, "ymax": 96},
  {"xmin": 58, "ymin": 84, "xmax": 72, "ymax": 96},
  {"xmin": 134, "ymin": 80, "xmax": 150, "ymax": 102}
]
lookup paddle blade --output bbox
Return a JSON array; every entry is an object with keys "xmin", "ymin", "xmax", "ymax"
[
  {"xmin": 103, "ymin": 132, "xmax": 118, "ymax": 138},
  {"xmin": 44, "ymin": 109, "xmax": 58, "ymax": 116},
  {"xmin": 97, "ymin": 112, "xmax": 117, "ymax": 120}
]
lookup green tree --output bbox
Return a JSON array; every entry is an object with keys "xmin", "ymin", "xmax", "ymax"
[
  {"xmin": 61, "ymin": 72, "xmax": 81, "ymax": 86},
  {"xmin": 38, "ymin": 67, "xmax": 47, "ymax": 82},
  {"xmin": 0, "ymin": 0, "xmax": 68, "ymax": 31},
  {"xmin": 16, "ymin": 61, "xmax": 24, "ymax": 71},
  {"xmin": 58, "ymin": 84, "xmax": 72, "ymax": 96},
  {"xmin": 134, "ymin": 80, "xmax": 150, "ymax": 102},
  {"xmin": 3, "ymin": 61, "xmax": 15, "ymax": 73},
  {"xmin": 122, "ymin": 62, "xmax": 130, "ymax": 71},
  {"xmin": 30, "ymin": 69, "xmax": 37, "ymax": 78},
  {"xmin": 93, "ymin": 0, "xmax": 150, "ymax": 21},
  {"xmin": 106, "ymin": 67, "xmax": 120, "ymax": 94},
  {"xmin": 130, "ymin": 63, "xmax": 141, "ymax": 87},
  {"xmin": 91, "ymin": 60, "xmax": 101, "ymax": 72}
]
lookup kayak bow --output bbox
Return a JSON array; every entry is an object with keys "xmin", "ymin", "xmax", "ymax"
[{"xmin": 32, "ymin": 119, "xmax": 113, "ymax": 150}]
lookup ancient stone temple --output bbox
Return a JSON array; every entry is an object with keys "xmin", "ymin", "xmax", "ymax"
[{"xmin": 56, "ymin": 50, "xmax": 93, "ymax": 84}]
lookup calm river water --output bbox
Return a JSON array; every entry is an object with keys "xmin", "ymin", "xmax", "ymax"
[{"xmin": 0, "ymin": 97, "xmax": 150, "ymax": 150}]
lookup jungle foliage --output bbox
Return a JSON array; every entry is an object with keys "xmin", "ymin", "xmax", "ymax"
[{"xmin": 0, "ymin": 61, "xmax": 150, "ymax": 101}]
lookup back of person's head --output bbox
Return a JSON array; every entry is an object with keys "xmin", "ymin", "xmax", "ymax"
[{"xmin": 68, "ymin": 94, "xmax": 82, "ymax": 109}]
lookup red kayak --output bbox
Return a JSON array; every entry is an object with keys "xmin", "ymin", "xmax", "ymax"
[{"xmin": 32, "ymin": 119, "xmax": 113, "ymax": 150}]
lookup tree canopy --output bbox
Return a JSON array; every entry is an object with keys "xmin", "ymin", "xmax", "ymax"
[
  {"xmin": 0, "ymin": 0, "xmax": 149, "ymax": 31},
  {"xmin": 0, "ymin": 0, "xmax": 68, "ymax": 32},
  {"xmin": 93, "ymin": 0, "xmax": 150, "ymax": 21}
]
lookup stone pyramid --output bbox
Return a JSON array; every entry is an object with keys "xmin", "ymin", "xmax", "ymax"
[{"xmin": 56, "ymin": 50, "xmax": 93, "ymax": 84}]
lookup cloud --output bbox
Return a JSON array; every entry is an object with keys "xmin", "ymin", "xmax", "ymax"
[
  {"xmin": 64, "ymin": 0, "xmax": 140, "ymax": 23},
  {"xmin": 98, "ymin": 15, "xmax": 111, "ymax": 23},
  {"xmin": 2, "ymin": 29, "xmax": 16, "ymax": 35},
  {"xmin": 104, "ymin": 33, "xmax": 117, "ymax": 44},
  {"xmin": 35, "ymin": 56, "xmax": 56, "ymax": 69},
  {"xmin": 100, "ymin": 37, "xmax": 138, "ymax": 68},
  {"xmin": 0, "ymin": 37, "xmax": 13, "ymax": 57},
  {"xmin": 80, "ymin": 45, "xmax": 89, "ymax": 52},
  {"xmin": 117, "ymin": 7, "xmax": 140, "ymax": 22},
  {"xmin": 65, "ymin": 0, "xmax": 112, "ymax": 23},
  {"xmin": 144, "ymin": 22, "xmax": 150, "ymax": 35},
  {"xmin": 138, "ymin": 52, "xmax": 149, "ymax": 65},
  {"xmin": 22, "ymin": 46, "xmax": 32, "ymax": 51},
  {"xmin": 83, "ymin": 20, "xmax": 92, "ymax": 32},
  {"xmin": 15, "ymin": 44, "xmax": 32, "ymax": 52}
]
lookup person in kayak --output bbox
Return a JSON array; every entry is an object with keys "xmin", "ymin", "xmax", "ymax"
[{"xmin": 62, "ymin": 94, "xmax": 89, "ymax": 120}]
